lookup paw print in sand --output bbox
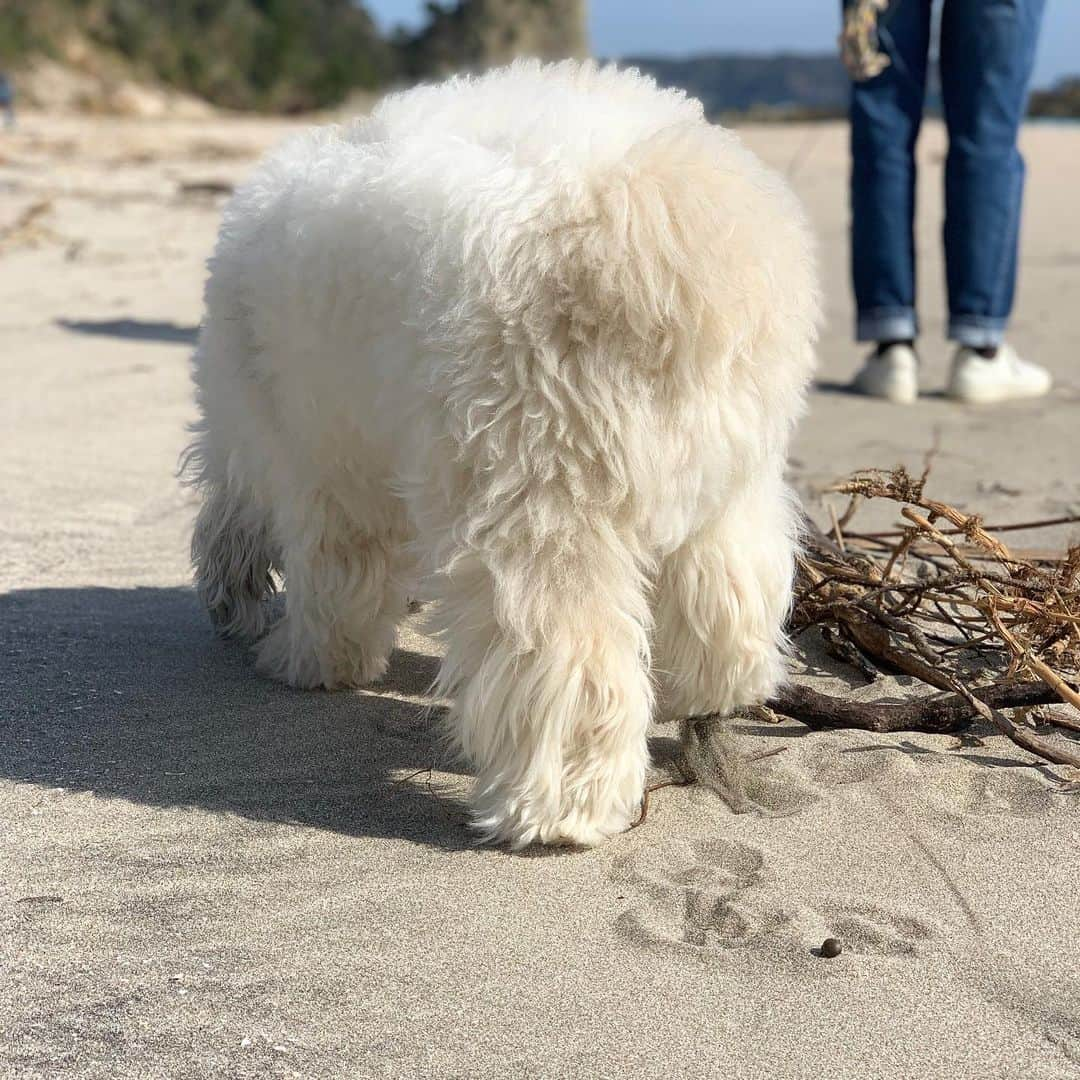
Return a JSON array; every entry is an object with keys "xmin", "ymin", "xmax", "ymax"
[
  {"xmin": 612, "ymin": 839, "xmax": 937, "ymax": 960},
  {"xmin": 611, "ymin": 837, "xmax": 790, "ymax": 953}
]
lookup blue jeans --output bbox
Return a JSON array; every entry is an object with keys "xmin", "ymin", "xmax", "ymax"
[{"xmin": 849, "ymin": 0, "xmax": 1045, "ymax": 347}]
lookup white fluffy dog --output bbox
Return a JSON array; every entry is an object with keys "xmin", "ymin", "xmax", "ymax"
[{"xmin": 185, "ymin": 61, "xmax": 818, "ymax": 848}]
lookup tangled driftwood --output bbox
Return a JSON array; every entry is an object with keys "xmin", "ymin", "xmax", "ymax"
[
  {"xmin": 771, "ymin": 464, "xmax": 1080, "ymax": 769},
  {"xmin": 647, "ymin": 464, "xmax": 1080, "ymax": 821}
]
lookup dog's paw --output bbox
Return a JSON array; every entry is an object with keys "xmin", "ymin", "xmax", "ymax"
[
  {"xmin": 255, "ymin": 620, "xmax": 391, "ymax": 690},
  {"xmin": 255, "ymin": 621, "xmax": 324, "ymax": 688},
  {"xmin": 471, "ymin": 784, "xmax": 637, "ymax": 850}
]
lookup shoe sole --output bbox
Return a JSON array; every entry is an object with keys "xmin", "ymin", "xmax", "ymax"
[{"xmin": 945, "ymin": 382, "xmax": 1052, "ymax": 405}]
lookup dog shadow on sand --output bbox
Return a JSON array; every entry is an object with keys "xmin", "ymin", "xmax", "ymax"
[{"xmin": 0, "ymin": 586, "xmax": 494, "ymax": 852}]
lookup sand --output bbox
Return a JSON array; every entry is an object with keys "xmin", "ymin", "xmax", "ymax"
[{"xmin": 2, "ymin": 112, "xmax": 1079, "ymax": 1079}]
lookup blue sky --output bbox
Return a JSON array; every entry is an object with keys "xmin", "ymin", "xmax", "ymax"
[{"xmin": 365, "ymin": 0, "xmax": 1077, "ymax": 87}]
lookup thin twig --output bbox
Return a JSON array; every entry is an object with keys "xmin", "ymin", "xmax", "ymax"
[
  {"xmin": 849, "ymin": 514, "xmax": 1080, "ymax": 541},
  {"xmin": 631, "ymin": 775, "xmax": 696, "ymax": 828},
  {"xmin": 829, "ymin": 502, "xmax": 847, "ymax": 554}
]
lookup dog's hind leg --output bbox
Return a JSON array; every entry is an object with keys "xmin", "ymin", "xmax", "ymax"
[
  {"xmin": 190, "ymin": 482, "xmax": 278, "ymax": 641},
  {"xmin": 653, "ymin": 468, "xmax": 799, "ymax": 722},
  {"xmin": 255, "ymin": 485, "xmax": 413, "ymax": 690},
  {"xmin": 185, "ymin": 273, "xmax": 282, "ymax": 641}
]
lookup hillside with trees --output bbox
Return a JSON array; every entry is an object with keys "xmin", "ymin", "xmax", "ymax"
[
  {"xmin": 0, "ymin": 0, "xmax": 590, "ymax": 113},
  {"xmin": 397, "ymin": 0, "xmax": 587, "ymax": 80},
  {"xmin": 0, "ymin": 0, "xmax": 392, "ymax": 112}
]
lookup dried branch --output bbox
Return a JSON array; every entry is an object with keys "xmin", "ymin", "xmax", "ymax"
[{"xmin": 766, "ymin": 680, "xmax": 1060, "ymax": 735}]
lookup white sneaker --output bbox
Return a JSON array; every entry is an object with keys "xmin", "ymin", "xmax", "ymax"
[
  {"xmin": 850, "ymin": 343, "xmax": 919, "ymax": 404},
  {"xmin": 946, "ymin": 343, "xmax": 1052, "ymax": 404}
]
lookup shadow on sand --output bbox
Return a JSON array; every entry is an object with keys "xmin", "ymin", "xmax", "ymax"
[
  {"xmin": 1, "ymin": 587, "xmax": 699, "ymax": 853},
  {"xmin": 813, "ymin": 378, "xmax": 948, "ymax": 400},
  {"xmin": 0, "ymin": 586, "xmax": 484, "ymax": 851},
  {"xmin": 57, "ymin": 318, "xmax": 199, "ymax": 345}
]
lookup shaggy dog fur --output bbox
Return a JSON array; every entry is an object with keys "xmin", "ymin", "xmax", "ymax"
[{"xmin": 185, "ymin": 60, "xmax": 819, "ymax": 848}]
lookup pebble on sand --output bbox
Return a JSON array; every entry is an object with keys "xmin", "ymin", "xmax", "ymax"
[{"xmin": 820, "ymin": 938, "xmax": 843, "ymax": 959}]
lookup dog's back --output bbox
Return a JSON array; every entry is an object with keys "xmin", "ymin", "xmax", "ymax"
[{"xmin": 371, "ymin": 59, "xmax": 705, "ymax": 173}]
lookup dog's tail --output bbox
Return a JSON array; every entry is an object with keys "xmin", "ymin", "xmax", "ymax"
[{"xmin": 181, "ymin": 434, "xmax": 278, "ymax": 641}]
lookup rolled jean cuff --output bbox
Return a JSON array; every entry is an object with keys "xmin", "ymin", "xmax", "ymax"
[
  {"xmin": 856, "ymin": 307, "xmax": 918, "ymax": 343},
  {"xmin": 948, "ymin": 315, "xmax": 1007, "ymax": 348}
]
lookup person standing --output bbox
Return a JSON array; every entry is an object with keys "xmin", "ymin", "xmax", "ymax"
[{"xmin": 842, "ymin": 0, "xmax": 1050, "ymax": 404}]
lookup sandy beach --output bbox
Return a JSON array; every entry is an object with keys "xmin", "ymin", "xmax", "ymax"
[{"xmin": 2, "ymin": 111, "xmax": 1079, "ymax": 1078}]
